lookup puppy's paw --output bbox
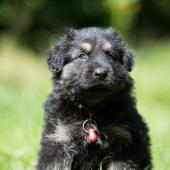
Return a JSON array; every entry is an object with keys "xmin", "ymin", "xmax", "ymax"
[{"xmin": 107, "ymin": 161, "xmax": 137, "ymax": 170}]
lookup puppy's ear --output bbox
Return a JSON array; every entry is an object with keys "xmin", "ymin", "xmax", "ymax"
[
  {"xmin": 47, "ymin": 43, "xmax": 66, "ymax": 73},
  {"xmin": 122, "ymin": 49, "xmax": 135, "ymax": 72},
  {"xmin": 106, "ymin": 28, "xmax": 135, "ymax": 72},
  {"xmin": 47, "ymin": 29, "xmax": 75, "ymax": 73},
  {"xmin": 65, "ymin": 28, "xmax": 75, "ymax": 41}
]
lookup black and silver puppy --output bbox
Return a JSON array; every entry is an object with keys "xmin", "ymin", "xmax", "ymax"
[{"xmin": 37, "ymin": 27, "xmax": 151, "ymax": 170}]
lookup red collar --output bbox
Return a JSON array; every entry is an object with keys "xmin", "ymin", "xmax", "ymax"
[
  {"xmin": 84, "ymin": 106, "xmax": 95, "ymax": 117},
  {"xmin": 84, "ymin": 102, "xmax": 107, "ymax": 117}
]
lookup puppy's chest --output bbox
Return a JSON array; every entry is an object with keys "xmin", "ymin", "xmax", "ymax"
[
  {"xmin": 52, "ymin": 106, "xmax": 132, "ymax": 147},
  {"xmin": 52, "ymin": 117, "xmax": 132, "ymax": 149},
  {"xmin": 101, "ymin": 124, "xmax": 132, "ymax": 146}
]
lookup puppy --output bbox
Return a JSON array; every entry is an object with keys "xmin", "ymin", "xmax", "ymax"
[{"xmin": 37, "ymin": 27, "xmax": 151, "ymax": 170}]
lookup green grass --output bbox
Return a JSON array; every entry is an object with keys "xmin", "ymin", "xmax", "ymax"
[{"xmin": 0, "ymin": 38, "xmax": 170, "ymax": 170}]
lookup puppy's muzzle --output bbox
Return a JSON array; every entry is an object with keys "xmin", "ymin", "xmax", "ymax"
[{"xmin": 93, "ymin": 67, "xmax": 108, "ymax": 80}]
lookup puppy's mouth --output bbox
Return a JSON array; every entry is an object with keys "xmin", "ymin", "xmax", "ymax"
[
  {"xmin": 77, "ymin": 84, "xmax": 114, "ymax": 105},
  {"xmin": 86, "ymin": 84, "xmax": 111, "ymax": 94}
]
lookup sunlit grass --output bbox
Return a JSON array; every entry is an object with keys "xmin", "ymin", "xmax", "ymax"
[
  {"xmin": 0, "ymin": 39, "xmax": 51, "ymax": 170},
  {"xmin": 131, "ymin": 40, "xmax": 170, "ymax": 169},
  {"xmin": 0, "ymin": 38, "xmax": 170, "ymax": 170}
]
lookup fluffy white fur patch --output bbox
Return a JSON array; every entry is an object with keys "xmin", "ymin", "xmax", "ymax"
[{"xmin": 46, "ymin": 120, "xmax": 72, "ymax": 143}]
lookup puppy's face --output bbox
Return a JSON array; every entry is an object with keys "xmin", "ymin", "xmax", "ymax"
[{"xmin": 47, "ymin": 28, "xmax": 134, "ymax": 104}]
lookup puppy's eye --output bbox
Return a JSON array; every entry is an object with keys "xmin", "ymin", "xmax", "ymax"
[
  {"xmin": 106, "ymin": 52, "xmax": 114, "ymax": 58},
  {"xmin": 106, "ymin": 52, "xmax": 122, "ymax": 62},
  {"xmin": 79, "ymin": 53, "xmax": 87, "ymax": 60}
]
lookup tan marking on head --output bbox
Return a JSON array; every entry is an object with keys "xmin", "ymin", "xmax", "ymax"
[
  {"xmin": 103, "ymin": 42, "xmax": 112, "ymax": 52},
  {"xmin": 81, "ymin": 42, "xmax": 92, "ymax": 53}
]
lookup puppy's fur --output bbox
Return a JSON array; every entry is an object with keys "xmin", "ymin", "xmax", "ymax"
[{"xmin": 37, "ymin": 27, "xmax": 151, "ymax": 170}]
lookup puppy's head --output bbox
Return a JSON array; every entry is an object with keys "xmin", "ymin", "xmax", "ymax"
[{"xmin": 47, "ymin": 27, "xmax": 134, "ymax": 104}]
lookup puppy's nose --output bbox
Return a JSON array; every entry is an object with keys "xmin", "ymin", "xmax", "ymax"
[{"xmin": 94, "ymin": 67, "xmax": 108, "ymax": 80}]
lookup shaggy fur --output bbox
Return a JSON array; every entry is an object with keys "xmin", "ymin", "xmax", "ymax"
[{"xmin": 36, "ymin": 27, "xmax": 151, "ymax": 170}]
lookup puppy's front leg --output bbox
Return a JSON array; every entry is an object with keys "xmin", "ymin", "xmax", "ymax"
[
  {"xmin": 37, "ymin": 119, "xmax": 78, "ymax": 170},
  {"xmin": 104, "ymin": 161, "xmax": 137, "ymax": 170},
  {"xmin": 37, "ymin": 140, "xmax": 78, "ymax": 170}
]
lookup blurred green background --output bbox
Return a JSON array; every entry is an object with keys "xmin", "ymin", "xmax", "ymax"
[{"xmin": 0, "ymin": 0, "xmax": 170, "ymax": 169}]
